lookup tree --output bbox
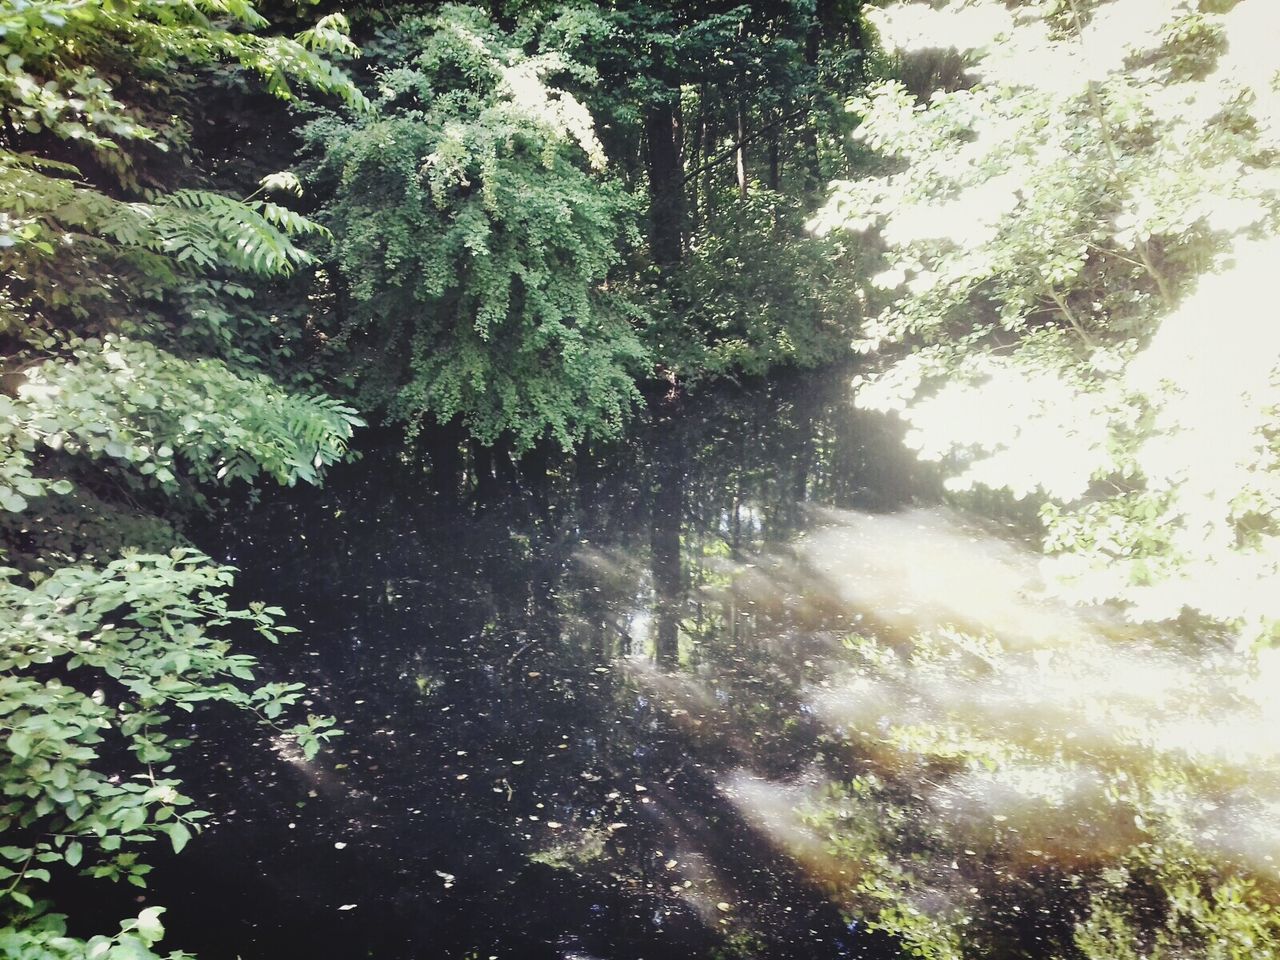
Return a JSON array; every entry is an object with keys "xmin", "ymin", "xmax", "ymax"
[
  {"xmin": 813, "ymin": 0, "xmax": 1280, "ymax": 645},
  {"xmin": 610, "ymin": 0, "xmax": 870, "ymax": 382},
  {"xmin": 303, "ymin": 4, "xmax": 648, "ymax": 454},
  {"xmin": 0, "ymin": 0, "xmax": 365, "ymax": 952}
]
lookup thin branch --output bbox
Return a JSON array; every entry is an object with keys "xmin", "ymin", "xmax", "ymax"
[
  {"xmin": 1082, "ymin": 240, "xmax": 1146, "ymax": 270},
  {"xmin": 1048, "ymin": 288, "xmax": 1095, "ymax": 347},
  {"xmin": 4, "ymin": 849, "xmax": 35, "ymax": 900},
  {"xmin": 1134, "ymin": 238, "xmax": 1176, "ymax": 309},
  {"xmin": 1065, "ymin": 0, "xmax": 1175, "ymax": 310},
  {"xmin": 680, "ymin": 107, "xmax": 806, "ymax": 187}
]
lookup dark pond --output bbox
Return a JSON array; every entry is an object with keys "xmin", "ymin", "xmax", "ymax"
[
  {"xmin": 74, "ymin": 368, "xmax": 933, "ymax": 959},
  {"xmin": 66, "ymin": 367, "xmax": 1277, "ymax": 960}
]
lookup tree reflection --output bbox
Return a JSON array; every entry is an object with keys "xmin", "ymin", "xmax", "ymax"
[
  {"xmin": 113, "ymin": 367, "xmax": 922, "ymax": 960},
  {"xmin": 650, "ymin": 408, "xmax": 687, "ymax": 667}
]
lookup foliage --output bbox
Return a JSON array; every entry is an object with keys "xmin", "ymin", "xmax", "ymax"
[
  {"xmin": 805, "ymin": 776, "xmax": 965, "ymax": 960},
  {"xmin": 9, "ymin": 336, "xmax": 360, "ymax": 494},
  {"xmin": 0, "ymin": 0, "xmax": 367, "ymax": 347},
  {"xmin": 0, "ymin": 337, "xmax": 357, "ymax": 945},
  {"xmin": 302, "ymin": 4, "xmax": 648, "ymax": 452},
  {"xmin": 0, "ymin": 335, "xmax": 362, "ymax": 571},
  {"xmin": 0, "ymin": 906, "xmax": 183, "ymax": 960},
  {"xmin": 0, "ymin": 552, "xmax": 342, "ymax": 906},
  {"xmin": 0, "ymin": 0, "xmax": 364, "ymax": 151},
  {"xmin": 805, "ymin": 618, "xmax": 1280, "ymax": 960},
  {"xmin": 813, "ymin": 0, "xmax": 1280, "ymax": 644},
  {"xmin": 0, "ymin": 0, "xmax": 364, "ymax": 953},
  {"xmin": 653, "ymin": 191, "xmax": 866, "ymax": 382},
  {"xmin": 561, "ymin": 0, "xmax": 869, "ymax": 385},
  {"xmin": 1075, "ymin": 843, "xmax": 1280, "ymax": 960}
]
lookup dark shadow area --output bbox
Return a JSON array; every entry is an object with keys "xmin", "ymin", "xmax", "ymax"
[{"xmin": 54, "ymin": 367, "xmax": 925, "ymax": 960}]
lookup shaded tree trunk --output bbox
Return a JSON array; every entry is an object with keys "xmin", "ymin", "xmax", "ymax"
[
  {"xmin": 736, "ymin": 96, "xmax": 748, "ymax": 198},
  {"xmin": 702, "ymin": 96, "xmax": 718, "ymax": 224},
  {"xmin": 825, "ymin": 0, "xmax": 867, "ymax": 71},
  {"xmin": 650, "ymin": 427, "xmax": 685, "ymax": 668},
  {"xmin": 688, "ymin": 88, "xmax": 707, "ymax": 229},
  {"xmin": 645, "ymin": 96, "xmax": 686, "ymax": 269},
  {"xmin": 767, "ymin": 108, "xmax": 781, "ymax": 191},
  {"xmin": 803, "ymin": 15, "xmax": 824, "ymax": 193}
]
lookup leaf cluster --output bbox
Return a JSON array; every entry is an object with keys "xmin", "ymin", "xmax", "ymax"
[
  {"xmin": 817, "ymin": 0, "xmax": 1280, "ymax": 641},
  {"xmin": 303, "ymin": 5, "xmax": 649, "ymax": 451},
  {"xmin": 0, "ymin": 0, "xmax": 366, "ymax": 952}
]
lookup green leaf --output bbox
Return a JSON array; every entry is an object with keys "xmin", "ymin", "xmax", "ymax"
[
  {"xmin": 165, "ymin": 822, "xmax": 191, "ymax": 854},
  {"xmin": 0, "ymin": 489, "xmax": 28, "ymax": 513},
  {"xmin": 119, "ymin": 806, "xmax": 147, "ymax": 834},
  {"xmin": 7, "ymin": 730, "xmax": 33, "ymax": 758},
  {"xmin": 135, "ymin": 906, "xmax": 165, "ymax": 944}
]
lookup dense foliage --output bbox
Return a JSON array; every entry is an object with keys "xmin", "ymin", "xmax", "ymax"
[
  {"xmin": 295, "ymin": 0, "xmax": 875, "ymax": 448},
  {"xmin": 0, "ymin": 0, "xmax": 362, "ymax": 953},
  {"xmin": 804, "ymin": 1, "xmax": 1280, "ymax": 957},
  {"xmin": 303, "ymin": 5, "xmax": 646, "ymax": 451},
  {"xmin": 814, "ymin": 0, "xmax": 1280, "ymax": 644},
  {"xmin": 0, "ymin": 0, "xmax": 879, "ymax": 948},
  {"xmin": 595, "ymin": 0, "xmax": 871, "ymax": 383},
  {"xmin": 660, "ymin": 192, "xmax": 866, "ymax": 380}
]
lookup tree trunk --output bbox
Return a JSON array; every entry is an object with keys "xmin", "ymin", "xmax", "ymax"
[
  {"xmin": 651, "ymin": 462, "xmax": 684, "ymax": 667},
  {"xmin": 702, "ymin": 98, "xmax": 718, "ymax": 224},
  {"xmin": 645, "ymin": 96, "xmax": 686, "ymax": 269},
  {"xmin": 736, "ymin": 95, "xmax": 748, "ymax": 198},
  {"xmin": 767, "ymin": 109, "xmax": 781, "ymax": 192},
  {"xmin": 825, "ymin": 0, "xmax": 867, "ymax": 71},
  {"xmin": 689, "ymin": 88, "xmax": 706, "ymax": 230},
  {"xmin": 803, "ymin": 14, "xmax": 823, "ymax": 193}
]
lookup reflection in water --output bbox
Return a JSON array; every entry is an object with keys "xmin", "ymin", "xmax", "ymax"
[
  {"xmin": 796, "ymin": 507, "xmax": 1101, "ymax": 647},
  {"xmin": 720, "ymin": 506, "xmax": 1280, "ymax": 958},
  {"xmin": 59, "ymin": 369, "xmax": 1280, "ymax": 960},
  {"xmin": 650, "ymin": 413, "xmax": 686, "ymax": 667},
  {"xmin": 51, "ymin": 370, "xmax": 911, "ymax": 960}
]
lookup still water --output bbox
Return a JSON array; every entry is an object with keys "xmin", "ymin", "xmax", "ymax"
[{"xmin": 72, "ymin": 370, "xmax": 1280, "ymax": 959}]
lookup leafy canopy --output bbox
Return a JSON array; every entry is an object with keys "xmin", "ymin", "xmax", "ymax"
[
  {"xmin": 303, "ymin": 4, "xmax": 648, "ymax": 452},
  {"xmin": 814, "ymin": 0, "xmax": 1280, "ymax": 644},
  {"xmin": 0, "ymin": 0, "xmax": 364, "ymax": 954}
]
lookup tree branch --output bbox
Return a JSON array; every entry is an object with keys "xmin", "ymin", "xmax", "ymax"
[{"xmin": 680, "ymin": 107, "xmax": 807, "ymax": 187}]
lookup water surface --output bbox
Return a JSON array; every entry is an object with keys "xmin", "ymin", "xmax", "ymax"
[
  {"xmin": 68, "ymin": 370, "xmax": 1280, "ymax": 959},
  {"xmin": 147, "ymin": 372, "xmax": 920, "ymax": 959}
]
